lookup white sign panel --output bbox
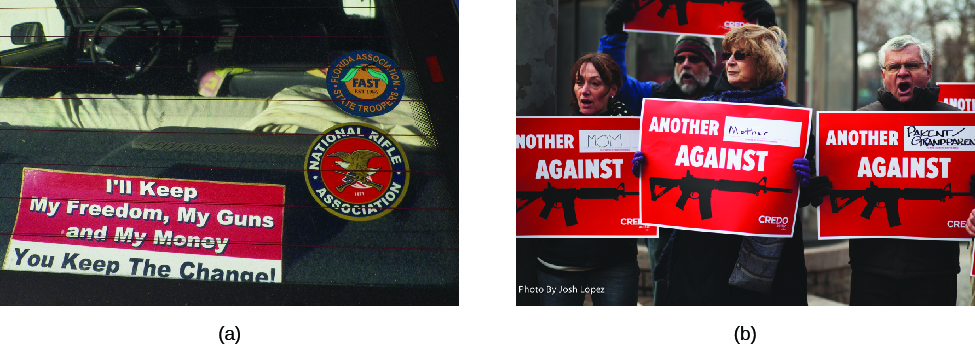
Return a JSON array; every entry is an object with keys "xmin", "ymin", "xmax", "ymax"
[
  {"xmin": 578, "ymin": 130, "xmax": 641, "ymax": 153},
  {"xmin": 903, "ymin": 126, "xmax": 975, "ymax": 151}
]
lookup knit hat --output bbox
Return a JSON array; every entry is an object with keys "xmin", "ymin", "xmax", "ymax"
[{"xmin": 674, "ymin": 35, "xmax": 716, "ymax": 70}]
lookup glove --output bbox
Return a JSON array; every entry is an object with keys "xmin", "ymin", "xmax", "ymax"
[
  {"xmin": 741, "ymin": 0, "xmax": 777, "ymax": 28},
  {"xmin": 802, "ymin": 175, "xmax": 832, "ymax": 208},
  {"xmin": 966, "ymin": 208, "xmax": 975, "ymax": 238},
  {"xmin": 793, "ymin": 158, "xmax": 811, "ymax": 187},
  {"xmin": 632, "ymin": 151, "xmax": 645, "ymax": 177},
  {"xmin": 605, "ymin": 0, "xmax": 637, "ymax": 35}
]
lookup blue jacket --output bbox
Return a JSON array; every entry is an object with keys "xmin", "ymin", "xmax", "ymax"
[{"xmin": 598, "ymin": 33, "xmax": 658, "ymax": 114}]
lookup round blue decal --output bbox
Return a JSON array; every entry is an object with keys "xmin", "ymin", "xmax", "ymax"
[{"xmin": 325, "ymin": 50, "xmax": 405, "ymax": 117}]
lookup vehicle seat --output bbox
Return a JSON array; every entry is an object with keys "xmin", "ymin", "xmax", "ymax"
[
  {"xmin": 0, "ymin": 68, "xmax": 59, "ymax": 97},
  {"xmin": 226, "ymin": 65, "xmax": 331, "ymax": 98}
]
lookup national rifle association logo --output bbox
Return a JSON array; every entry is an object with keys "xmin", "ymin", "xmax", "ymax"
[
  {"xmin": 325, "ymin": 50, "xmax": 405, "ymax": 118},
  {"xmin": 305, "ymin": 123, "xmax": 409, "ymax": 221}
]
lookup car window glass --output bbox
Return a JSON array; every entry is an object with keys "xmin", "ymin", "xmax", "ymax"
[{"xmin": 0, "ymin": 0, "xmax": 457, "ymax": 304}]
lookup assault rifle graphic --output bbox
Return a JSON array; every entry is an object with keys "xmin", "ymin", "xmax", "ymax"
[
  {"xmin": 829, "ymin": 181, "xmax": 975, "ymax": 227},
  {"xmin": 516, "ymin": 183, "xmax": 639, "ymax": 226},
  {"xmin": 646, "ymin": 170, "xmax": 791, "ymax": 220},
  {"xmin": 636, "ymin": 0, "xmax": 745, "ymax": 26}
]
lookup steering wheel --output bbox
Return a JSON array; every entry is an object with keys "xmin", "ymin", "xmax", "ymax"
[{"xmin": 89, "ymin": 7, "xmax": 164, "ymax": 80}]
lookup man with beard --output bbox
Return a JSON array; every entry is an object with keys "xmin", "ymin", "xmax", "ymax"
[
  {"xmin": 598, "ymin": 0, "xmax": 777, "ymax": 305},
  {"xmin": 654, "ymin": 36, "xmax": 717, "ymax": 100}
]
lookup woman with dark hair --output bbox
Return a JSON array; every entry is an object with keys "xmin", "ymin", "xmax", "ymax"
[
  {"xmin": 535, "ymin": 53, "xmax": 639, "ymax": 306},
  {"xmin": 635, "ymin": 25, "xmax": 832, "ymax": 305},
  {"xmin": 568, "ymin": 53, "xmax": 633, "ymax": 117}
]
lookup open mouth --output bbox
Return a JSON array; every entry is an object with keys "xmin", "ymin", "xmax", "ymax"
[
  {"xmin": 580, "ymin": 99, "xmax": 593, "ymax": 107},
  {"xmin": 680, "ymin": 72, "xmax": 694, "ymax": 81},
  {"xmin": 897, "ymin": 82, "xmax": 911, "ymax": 95}
]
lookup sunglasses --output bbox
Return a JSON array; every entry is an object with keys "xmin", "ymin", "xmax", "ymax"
[
  {"xmin": 673, "ymin": 55, "xmax": 705, "ymax": 64},
  {"xmin": 721, "ymin": 52, "xmax": 753, "ymax": 61},
  {"xmin": 883, "ymin": 61, "xmax": 924, "ymax": 74}
]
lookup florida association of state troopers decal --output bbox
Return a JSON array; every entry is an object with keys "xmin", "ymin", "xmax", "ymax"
[
  {"xmin": 305, "ymin": 123, "xmax": 409, "ymax": 221},
  {"xmin": 326, "ymin": 50, "xmax": 404, "ymax": 117}
]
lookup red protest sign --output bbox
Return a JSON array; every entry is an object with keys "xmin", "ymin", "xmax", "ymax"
[
  {"xmin": 938, "ymin": 82, "xmax": 975, "ymax": 111},
  {"xmin": 623, "ymin": 0, "xmax": 754, "ymax": 37},
  {"xmin": 817, "ymin": 112, "xmax": 975, "ymax": 240},
  {"xmin": 638, "ymin": 99, "xmax": 810, "ymax": 237},
  {"xmin": 516, "ymin": 117, "xmax": 657, "ymax": 237},
  {"xmin": 2, "ymin": 168, "xmax": 284, "ymax": 282}
]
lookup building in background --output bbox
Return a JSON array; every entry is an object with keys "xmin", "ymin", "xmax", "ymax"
[{"xmin": 0, "ymin": 1, "xmax": 64, "ymax": 51}]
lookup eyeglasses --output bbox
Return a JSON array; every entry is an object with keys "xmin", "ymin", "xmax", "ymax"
[
  {"xmin": 721, "ymin": 52, "xmax": 752, "ymax": 61},
  {"xmin": 673, "ymin": 55, "xmax": 705, "ymax": 64},
  {"xmin": 883, "ymin": 61, "xmax": 924, "ymax": 74}
]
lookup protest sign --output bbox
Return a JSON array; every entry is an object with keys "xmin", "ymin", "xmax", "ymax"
[
  {"xmin": 639, "ymin": 99, "xmax": 811, "ymax": 237},
  {"xmin": 938, "ymin": 82, "xmax": 975, "ymax": 111},
  {"xmin": 2, "ymin": 168, "xmax": 285, "ymax": 282},
  {"xmin": 624, "ymin": 0, "xmax": 754, "ymax": 37},
  {"xmin": 516, "ymin": 117, "xmax": 656, "ymax": 237},
  {"xmin": 818, "ymin": 112, "xmax": 975, "ymax": 240}
]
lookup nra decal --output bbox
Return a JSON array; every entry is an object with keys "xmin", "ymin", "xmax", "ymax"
[
  {"xmin": 305, "ymin": 123, "xmax": 409, "ymax": 221},
  {"xmin": 326, "ymin": 50, "xmax": 404, "ymax": 117}
]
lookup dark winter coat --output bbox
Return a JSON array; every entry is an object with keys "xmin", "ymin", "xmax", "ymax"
[
  {"xmin": 655, "ymin": 75, "xmax": 810, "ymax": 305},
  {"xmin": 646, "ymin": 75, "xmax": 719, "ymax": 278},
  {"xmin": 858, "ymin": 83, "xmax": 960, "ymax": 112},
  {"xmin": 850, "ymin": 83, "xmax": 962, "ymax": 278},
  {"xmin": 538, "ymin": 100, "xmax": 637, "ymax": 270}
]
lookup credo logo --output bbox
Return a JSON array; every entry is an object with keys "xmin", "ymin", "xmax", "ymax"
[
  {"xmin": 947, "ymin": 220, "xmax": 969, "ymax": 228},
  {"xmin": 758, "ymin": 215, "xmax": 789, "ymax": 225},
  {"xmin": 724, "ymin": 21, "xmax": 748, "ymax": 29}
]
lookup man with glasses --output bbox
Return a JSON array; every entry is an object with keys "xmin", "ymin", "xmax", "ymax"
[{"xmin": 852, "ymin": 35, "xmax": 962, "ymax": 305}]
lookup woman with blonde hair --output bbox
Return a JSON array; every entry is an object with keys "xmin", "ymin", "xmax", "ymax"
[
  {"xmin": 703, "ymin": 25, "xmax": 792, "ymax": 104},
  {"xmin": 644, "ymin": 25, "xmax": 832, "ymax": 305}
]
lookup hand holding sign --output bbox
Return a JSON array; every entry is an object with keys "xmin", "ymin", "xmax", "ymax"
[
  {"xmin": 605, "ymin": 0, "xmax": 638, "ymax": 35},
  {"xmin": 632, "ymin": 151, "xmax": 646, "ymax": 177},
  {"xmin": 740, "ymin": 0, "xmax": 776, "ymax": 27},
  {"xmin": 804, "ymin": 175, "xmax": 832, "ymax": 207},
  {"xmin": 968, "ymin": 175, "xmax": 975, "ymax": 237},
  {"xmin": 793, "ymin": 158, "xmax": 811, "ymax": 187},
  {"xmin": 967, "ymin": 208, "xmax": 975, "ymax": 237}
]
